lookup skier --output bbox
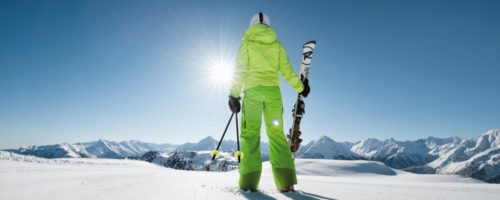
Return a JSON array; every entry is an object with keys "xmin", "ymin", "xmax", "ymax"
[{"xmin": 228, "ymin": 12, "xmax": 310, "ymax": 192}]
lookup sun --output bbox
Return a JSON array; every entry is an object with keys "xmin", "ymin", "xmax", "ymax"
[{"xmin": 209, "ymin": 60, "xmax": 233, "ymax": 86}]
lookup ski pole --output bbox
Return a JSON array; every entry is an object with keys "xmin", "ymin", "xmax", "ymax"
[
  {"xmin": 235, "ymin": 113, "xmax": 240, "ymax": 163},
  {"xmin": 211, "ymin": 113, "xmax": 235, "ymax": 161}
]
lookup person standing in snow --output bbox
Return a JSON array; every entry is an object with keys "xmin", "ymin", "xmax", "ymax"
[{"xmin": 228, "ymin": 12, "xmax": 310, "ymax": 192}]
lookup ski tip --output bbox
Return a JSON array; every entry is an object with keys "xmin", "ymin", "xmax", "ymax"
[{"xmin": 306, "ymin": 40, "xmax": 316, "ymax": 44}]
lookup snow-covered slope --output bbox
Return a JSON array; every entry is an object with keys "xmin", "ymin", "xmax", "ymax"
[
  {"xmin": 7, "ymin": 139, "xmax": 177, "ymax": 159},
  {"xmin": 1, "ymin": 151, "xmax": 498, "ymax": 200},
  {"xmin": 293, "ymin": 159, "xmax": 398, "ymax": 176}
]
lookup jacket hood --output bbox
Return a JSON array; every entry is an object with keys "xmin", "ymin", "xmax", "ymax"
[{"xmin": 243, "ymin": 24, "xmax": 277, "ymax": 44}]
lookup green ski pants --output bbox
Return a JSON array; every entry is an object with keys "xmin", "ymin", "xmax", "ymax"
[{"xmin": 239, "ymin": 86, "xmax": 297, "ymax": 191}]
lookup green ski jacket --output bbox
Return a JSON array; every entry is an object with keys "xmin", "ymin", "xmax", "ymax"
[{"xmin": 230, "ymin": 24, "xmax": 304, "ymax": 98}]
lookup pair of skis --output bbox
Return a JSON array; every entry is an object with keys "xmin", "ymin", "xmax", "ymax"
[
  {"xmin": 288, "ymin": 40, "xmax": 317, "ymax": 153},
  {"xmin": 212, "ymin": 40, "xmax": 317, "ymax": 162}
]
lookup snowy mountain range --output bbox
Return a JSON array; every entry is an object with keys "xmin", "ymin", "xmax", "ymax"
[
  {"xmin": 3, "ymin": 129, "xmax": 499, "ymax": 183},
  {"xmin": 4, "ymin": 136, "xmax": 269, "ymax": 159},
  {"xmin": 296, "ymin": 129, "xmax": 500, "ymax": 183},
  {"xmin": 5, "ymin": 139, "xmax": 178, "ymax": 159}
]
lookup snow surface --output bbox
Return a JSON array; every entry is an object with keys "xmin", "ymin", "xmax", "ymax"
[{"xmin": 1, "ymin": 151, "xmax": 499, "ymax": 200}]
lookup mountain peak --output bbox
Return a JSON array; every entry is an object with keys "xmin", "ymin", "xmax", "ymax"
[
  {"xmin": 174, "ymin": 136, "xmax": 218, "ymax": 151},
  {"xmin": 197, "ymin": 136, "xmax": 217, "ymax": 148},
  {"xmin": 364, "ymin": 138, "xmax": 382, "ymax": 143},
  {"xmin": 386, "ymin": 137, "xmax": 398, "ymax": 143},
  {"xmin": 473, "ymin": 129, "xmax": 500, "ymax": 150},
  {"xmin": 482, "ymin": 129, "xmax": 500, "ymax": 137},
  {"xmin": 359, "ymin": 138, "xmax": 383, "ymax": 148},
  {"xmin": 317, "ymin": 135, "xmax": 334, "ymax": 143},
  {"xmin": 199, "ymin": 136, "xmax": 217, "ymax": 143},
  {"xmin": 97, "ymin": 139, "xmax": 111, "ymax": 143}
]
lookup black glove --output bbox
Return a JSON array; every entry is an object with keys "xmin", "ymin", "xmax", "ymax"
[
  {"xmin": 300, "ymin": 78, "xmax": 310, "ymax": 97},
  {"xmin": 228, "ymin": 96, "xmax": 241, "ymax": 113}
]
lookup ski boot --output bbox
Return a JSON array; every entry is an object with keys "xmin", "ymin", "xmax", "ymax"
[{"xmin": 279, "ymin": 185, "xmax": 295, "ymax": 193}]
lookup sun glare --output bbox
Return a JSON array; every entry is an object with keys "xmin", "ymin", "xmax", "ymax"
[
  {"xmin": 209, "ymin": 60, "xmax": 233, "ymax": 86},
  {"xmin": 172, "ymin": 12, "xmax": 239, "ymax": 94}
]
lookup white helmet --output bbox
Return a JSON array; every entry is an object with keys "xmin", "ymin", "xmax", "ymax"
[{"xmin": 249, "ymin": 12, "xmax": 271, "ymax": 27}]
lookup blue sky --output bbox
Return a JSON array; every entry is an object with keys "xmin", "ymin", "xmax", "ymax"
[{"xmin": 1, "ymin": 0, "xmax": 499, "ymax": 148}]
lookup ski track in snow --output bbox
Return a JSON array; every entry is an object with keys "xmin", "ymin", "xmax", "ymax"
[{"xmin": 1, "ymin": 151, "xmax": 499, "ymax": 200}]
